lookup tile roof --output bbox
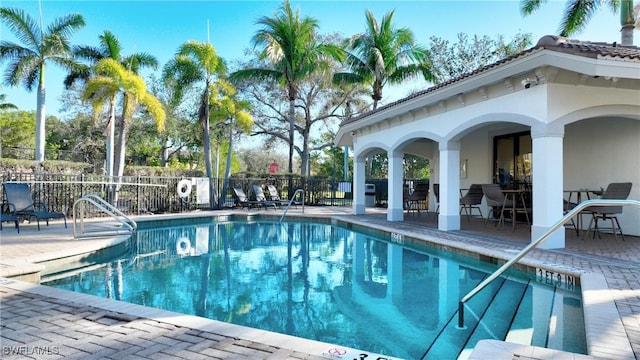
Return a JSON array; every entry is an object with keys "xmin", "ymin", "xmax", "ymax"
[{"xmin": 340, "ymin": 35, "xmax": 640, "ymax": 127}]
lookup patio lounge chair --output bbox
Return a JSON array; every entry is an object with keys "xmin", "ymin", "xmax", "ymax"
[
  {"xmin": 266, "ymin": 184, "xmax": 291, "ymax": 208},
  {"xmin": 251, "ymin": 185, "xmax": 277, "ymax": 210},
  {"xmin": 459, "ymin": 184, "xmax": 484, "ymax": 222},
  {"xmin": 2, "ymin": 182, "xmax": 66, "ymax": 230},
  {"xmin": 232, "ymin": 186, "xmax": 261, "ymax": 210},
  {"xmin": 0, "ymin": 203, "xmax": 20, "ymax": 233},
  {"xmin": 585, "ymin": 182, "xmax": 632, "ymax": 240}
]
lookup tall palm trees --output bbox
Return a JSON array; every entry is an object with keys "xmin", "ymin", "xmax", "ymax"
[
  {"xmin": 163, "ymin": 41, "xmax": 224, "ymax": 207},
  {"xmin": 66, "ymin": 30, "xmax": 158, "ymax": 177},
  {"xmin": 0, "ymin": 7, "xmax": 85, "ymax": 161},
  {"xmin": 521, "ymin": 0, "xmax": 636, "ymax": 45},
  {"xmin": 333, "ymin": 9, "xmax": 435, "ymax": 110},
  {"xmin": 230, "ymin": 0, "xmax": 331, "ymax": 174},
  {"xmin": 83, "ymin": 58, "xmax": 165, "ymax": 179}
]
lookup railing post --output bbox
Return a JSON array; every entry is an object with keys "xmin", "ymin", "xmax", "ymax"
[
  {"xmin": 457, "ymin": 302, "xmax": 465, "ymax": 329},
  {"xmin": 137, "ymin": 175, "xmax": 141, "ymax": 216},
  {"xmin": 80, "ymin": 173, "xmax": 85, "ymax": 198}
]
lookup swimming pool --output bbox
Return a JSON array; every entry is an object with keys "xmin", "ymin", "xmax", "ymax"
[{"xmin": 43, "ymin": 216, "xmax": 586, "ymax": 359}]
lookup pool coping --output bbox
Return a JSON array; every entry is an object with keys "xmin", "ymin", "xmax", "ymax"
[
  {"xmin": 0, "ymin": 277, "xmax": 396, "ymax": 360},
  {"xmin": 0, "ymin": 211, "xmax": 635, "ymax": 360}
]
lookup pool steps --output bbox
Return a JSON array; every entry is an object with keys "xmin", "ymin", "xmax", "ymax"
[{"xmin": 422, "ymin": 276, "xmax": 584, "ymax": 359}]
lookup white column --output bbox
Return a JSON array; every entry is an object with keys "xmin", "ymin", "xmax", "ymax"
[
  {"xmin": 353, "ymin": 156, "xmax": 366, "ymax": 214},
  {"xmin": 388, "ymin": 151, "xmax": 404, "ymax": 221},
  {"xmin": 430, "ymin": 142, "xmax": 440, "ymax": 212},
  {"xmin": 438, "ymin": 141, "xmax": 461, "ymax": 231},
  {"xmin": 531, "ymin": 126, "xmax": 565, "ymax": 248}
]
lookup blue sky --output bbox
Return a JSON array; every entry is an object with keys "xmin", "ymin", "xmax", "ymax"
[{"xmin": 1, "ymin": 0, "xmax": 633, "ymax": 117}]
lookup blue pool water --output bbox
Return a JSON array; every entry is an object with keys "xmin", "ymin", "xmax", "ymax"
[{"xmin": 43, "ymin": 217, "xmax": 586, "ymax": 359}]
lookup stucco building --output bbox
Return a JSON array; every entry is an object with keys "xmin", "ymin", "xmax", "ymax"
[{"xmin": 335, "ymin": 35, "xmax": 640, "ymax": 249}]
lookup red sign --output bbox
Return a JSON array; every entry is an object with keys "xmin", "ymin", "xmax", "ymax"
[{"xmin": 269, "ymin": 162, "xmax": 279, "ymax": 174}]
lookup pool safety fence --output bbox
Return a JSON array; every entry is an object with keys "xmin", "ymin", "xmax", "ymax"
[{"xmin": 3, "ymin": 172, "xmax": 426, "ymax": 216}]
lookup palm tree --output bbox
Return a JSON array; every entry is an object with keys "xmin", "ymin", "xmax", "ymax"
[
  {"xmin": 83, "ymin": 58, "xmax": 165, "ymax": 177},
  {"xmin": 521, "ymin": 0, "xmax": 636, "ymax": 45},
  {"xmin": 229, "ymin": 0, "xmax": 333, "ymax": 174},
  {"xmin": 65, "ymin": 30, "xmax": 157, "ymax": 177},
  {"xmin": 333, "ymin": 9, "xmax": 435, "ymax": 110},
  {"xmin": 209, "ymin": 80, "xmax": 253, "ymax": 208},
  {"xmin": 163, "ymin": 41, "xmax": 224, "ymax": 208},
  {"xmin": 0, "ymin": 93, "xmax": 17, "ymax": 111},
  {"xmin": 0, "ymin": 7, "xmax": 85, "ymax": 161}
]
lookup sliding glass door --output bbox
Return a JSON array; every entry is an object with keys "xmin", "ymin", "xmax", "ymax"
[{"xmin": 493, "ymin": 131, "xmax": 532, "ymax": 189}]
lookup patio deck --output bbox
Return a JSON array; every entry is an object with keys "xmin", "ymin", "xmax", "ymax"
[{"xmin": 0, "ymin": 206, "xmax": 638, "ymax": 359}]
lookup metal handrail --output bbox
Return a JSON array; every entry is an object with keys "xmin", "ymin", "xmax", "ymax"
[
  {"xmin": 280, "ymin": 189, "xmax": 305, "ymax": 223},
  {"xmin": 457, "ymin": 199, "xmax": 640, "ymax": 329},
  {"xmin": 73, "ymin": 194, "xmax": 137, "ymax": 238}
]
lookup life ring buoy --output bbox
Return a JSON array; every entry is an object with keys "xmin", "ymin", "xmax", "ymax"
[
  {"xmin": 177, "ymin": 179, "xmax": 192, "ymax": 198},
  {"xmin": 176, "ymin": 237, "xmax": 192, "ymax": 256}
]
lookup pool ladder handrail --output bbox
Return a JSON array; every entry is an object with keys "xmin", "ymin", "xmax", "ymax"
[
  {"xmin": 457, "ymin": 199, "xmax": 640, "ymax": 329},
  {"xmin": 280, "ymin": 189, "xmax": 305, "ymax": 223},
  {"xmin": 73, "ymin": 194, "xmax": 137, "ymax": 238}
]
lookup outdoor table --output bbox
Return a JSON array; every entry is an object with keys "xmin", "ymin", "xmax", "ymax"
[
  {"xmin": 563, "ymin": 189, "xmax": 603, "ymax": 232},
  {"xmin": 500, "ymin": 189, "xmax": 531, "ymax": 230}
]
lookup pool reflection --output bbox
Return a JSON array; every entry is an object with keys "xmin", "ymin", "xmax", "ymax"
[{"xmin": 43, "ymin": 219, "xmax": 585, "ymax": 359}]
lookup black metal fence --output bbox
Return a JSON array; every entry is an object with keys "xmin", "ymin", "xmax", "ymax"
[
  {"xmin": 0, "ymin": 171, "xmax": 364, "ymax": 216},
  {"xmin": 0, "ymin": 170, "xmax": 433, "ymax": 217}
]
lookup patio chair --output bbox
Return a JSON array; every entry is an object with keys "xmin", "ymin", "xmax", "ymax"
[
  {"xmin": 251, "ymin": 184, "xmax": 277, "ymax": 210},
  {"xmin": 0, "ymin": 203, "xmax": 20, "ymax": 233},
  {"xmin": 266, "ymin": 184, "xmax": 291, "ymax": 208},
  {"xmin": 459, "ymin": 184, "xmax": 484, "ymax": 222},
  {"xmin": 406, "ymin": 185, "xmax": 429, "ymax": 214},
  {"xmin": 482, "ymin": 184, "xmax": 506, "ymax": 226},
  {"xmin": 585, "ymin": 182, "xmax": 632, "ymax": 240},
  {"xmin": 231, "ymin": 186, "xmax": 261, "ymax": 210},
  {"xmin": 481, "ymin": 183, "xmax": 530, "ymax": 229},
  {"xmin": 432, "ymin": 184, "xmax": 440, "ymax": 219},
  {"xmin": 2, "ymin": 182, "xmax": 66, "ymax": 230}
]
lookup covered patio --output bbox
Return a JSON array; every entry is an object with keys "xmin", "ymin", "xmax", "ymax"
[{"xmin": 335, "ymin": 35, "xmax": 640, "ymax": 249}]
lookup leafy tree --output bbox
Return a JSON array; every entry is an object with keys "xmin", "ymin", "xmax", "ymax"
[
  {"xmin": 368, "ymin": 153, "xmax": 388, "ymax": 179},
  {"xmin": 333, "ymin": 9, "xmax": 435, "ymax": 110},
  {"xmin": 230, "ymin": 0, "xmax": 340, "ymax": 175},
  {"xmin": 0, "ymin": 110, "xmax": 35, "ymax": 158},
  {"xmin": 147, "ymin": 72, "xmax": 200, "ymax": 167},
  {"xmin": 428, "ymin": 32, "xmax": 532, "ymax": 83},
  {"xmin": 235, "ymin": 147, "xmax": 288, "ymax": 176},
  {"xmin": 403, "ymin": 154, "xmax": 430, "ymax": 179},
  {"xmin": 65, "ymin": 30, "xmax": 158, "ymax": 177},
  {"xmin": 163, "ymin": 40, "xmax": 225, "ymax": 207},
  {"xmin": 314, "ymin": 145, "xmax": 352, "ymax": 180},
  {"xmin": 0, "ymin": 7, "xmax": 85, "ymax": 161},
  {"xmin": 55, "ymin": 84, "xmax": 106, "ymax": 167},
  {"xmin": 521, "ymin": 0, "xmax": 636, "ymax": 45}
]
